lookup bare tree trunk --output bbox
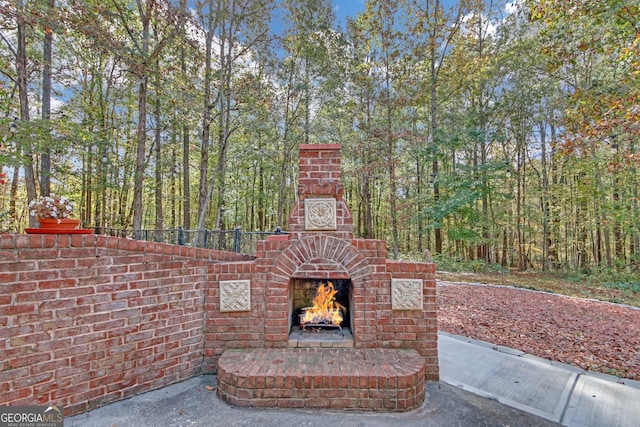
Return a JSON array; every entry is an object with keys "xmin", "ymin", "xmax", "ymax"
[
  {"xmin": 171, "ymin": 146, "xmax": 177, "ymax": 228},
  {"xmin": 478, "ymin": 32, "xmax": 489, "ymax": 263},
  {"xmin": 16, "ymin": 0, "xmax": 38, "ymax": 227},
  {"xmin": 153, "ymin": 52, "xmax": 164, "ymax": 241},
  {"xmin": 132, "ymin": 2, "xmax": 152, "ymax": 233},
  {"xmin": 304, "ymin": 56, "xmax": 310, "ymax": 145},
  {"xmin": 257, "ymin": 160, "xmax": 265, "ymax": 230},
  {"xmin": 539, "ymin": 122, "xmax": 550, "ymax": 271},
  {"xmin": 182, "ymin": 125, "xmax": 191, "ymax": 229},
  {"xmin": 613, "ymin": 143, "xmax": 623, "ymax": 259},
  {"xmin": 516, "ymin": 134, "xmax": 525, "ymax": 271},
  {"xmin": 576, "ymin": 174, "xmax": 589, "ymax": 270},
  {"xmin": 132, "ymin": 72, "xmax": 148, "ymax": 233},
  {"xmin": 385, "ymin": 58, "xmax": 399, "ymax": 259},
  {"xmin": 633, "ymin": 184, "xmax": 640, "ymax": 262},
  {"xmin": 214, "ymin": 29, "xmax": 233, "ymax": 232},
  {"xmin": 195, "ymin": 0, "xmax": 216, "ymax": 237},
  {"xmin": 84, "ymin": 146, "xmax": 93, "ymax": 226},
  {"xmin": 9, "ymin": 165, "xmax": 19, "ymax": 227},
  {"xmin": 431, "ymin": 81, "xmax": 442, "ymax": 254},
  {"xmin": 362, "ymin": 91, "xmax": 374, "ymax": 239},
  {"xmin": 276, "ymin": 57, "xmax": 295, "ymax": 228},
  {"xmin": 429, "ymin": 4, "xmax": 442, "ymax": 254},
  {"xmin": 415, "ymin": 160, "xmax": 423, "ymax": 252},
  {"xmin": 589, "ymin": 143, "xmax": 611, "ymax": 267},
  {"xmin": 40, "ymin": 0, "xmax": 54, "ymax": 197},
  {"xmin": 630, "ymin": 140, "xmax": 640, "ymax": 263},
  {"xmin": 548, "ymin": 124, "xmax": 559, "ymax": 268},
  {"xmin": 180, "ymin": 0, "xmax": 191, "ymax": 230}
]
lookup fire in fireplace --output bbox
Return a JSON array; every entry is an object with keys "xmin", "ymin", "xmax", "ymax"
[
  {"xmin": 288, "ymin": 278, "xmax": 354, "ymax": 347},
  {"xmin": 290, "ymin": 279, "xmax": 352, "ymax": 330},
  {"xmin": 299, "ymin": 282, "xmax": 344, "ymax": 330}
]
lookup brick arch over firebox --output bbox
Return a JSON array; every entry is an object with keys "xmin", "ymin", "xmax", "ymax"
[
  {"xmin": 264, "ymin": 235, "xmax": 379, "ymax": 347},
  {"xmin": 273, "ymin": 235, "xmax": 371, "ymax": 281}
]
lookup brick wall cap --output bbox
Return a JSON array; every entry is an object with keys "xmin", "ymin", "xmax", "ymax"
[
  {"xmin": 299, "ymin": 144, "xmax": 341, "ymax": 151},
  {"xmin": 266, "ymin": 235, "xmax": 289, "ymax": 242}
]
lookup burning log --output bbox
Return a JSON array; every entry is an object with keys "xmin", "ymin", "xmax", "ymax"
[{"xmin": 300, "ymin": 282, "xmax": 343, "ymax": 327}]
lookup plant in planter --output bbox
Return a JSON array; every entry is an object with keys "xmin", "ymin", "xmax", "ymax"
[{"xmin": 28, "ymin": 194, "xmax": 80, "ymax": 229}]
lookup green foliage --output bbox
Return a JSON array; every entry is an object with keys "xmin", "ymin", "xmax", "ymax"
[
  {"xmin": 432, "ymin": 253, "xmax": 505, "ymax": 274},
  {"xmin": 0, "ymin": 0, "xmax": 638, "ymax": 276},
  {"xmin": 565, "ymin": 268, "xmax": 640, "ymax": 294},
  {"xmin": 0, "ymin": 210, "xmax": 13, "ymax": 233},
  {"xmin": 0, "ymin": 117, "xmax": 87, "ymax": 168}
]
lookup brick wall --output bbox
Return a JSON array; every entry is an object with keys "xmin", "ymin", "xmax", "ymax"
[
  {"xmin": 204, "ymin": 261, "xmax": 261, "ymax": 372},
  {"xmin": 0, "ymin": 233, "xmax": 251, "ymax": 416},
  {"xmin": 386, "ymin": 260, "xmax": 439, "ymax": 380}
]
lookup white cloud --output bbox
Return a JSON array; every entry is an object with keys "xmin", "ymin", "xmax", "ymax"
[
  {"xmin": 460, "ymin": 12, "xmax": 497, "ymax": 37},
  {"xmin": 505, "ymin": 1, "xmax": 522, "ymax": 15}
]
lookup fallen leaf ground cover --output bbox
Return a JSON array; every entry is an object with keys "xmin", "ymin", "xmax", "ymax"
[
  {"xmin": 437, "ymin": 281, "xmax": 640, "ymax": 380},
  {"xmin": 436, "ymin": 270, "xmax": 640, "ymax": 307}
]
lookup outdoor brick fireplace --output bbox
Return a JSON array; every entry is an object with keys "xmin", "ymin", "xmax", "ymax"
[{"xmin": 207, "ymin": 144, "xmax": 438, "ymax": 410}]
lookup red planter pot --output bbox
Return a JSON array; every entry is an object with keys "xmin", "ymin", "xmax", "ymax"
[{"xmin": 38, "ymin": 218, "xmax": 81, "ymax": 230}]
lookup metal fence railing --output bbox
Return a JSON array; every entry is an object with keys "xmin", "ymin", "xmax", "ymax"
[{"xmin": 95, "ymin": 226, "xmax": 287, "ymax": 256}]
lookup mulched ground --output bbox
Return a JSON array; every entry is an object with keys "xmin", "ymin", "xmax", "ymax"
[{"xmin": 437, "ymin": 281, "xmax": 640, "ymax": 380}]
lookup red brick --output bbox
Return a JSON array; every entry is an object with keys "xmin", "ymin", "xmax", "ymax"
[
  {"xmin": 9, "ymin": 352, "xmax": 51, "ymax": 369},
  {"xmin": 94, "ymin": 301, "xmax": 127, "ymax": 312},
  {"xmin": 39, "ymin": 279, "xmax": 78, "ymax": 291},
  {"xmin": 52, "ymin": 382, "xmax": 90, "ymax": 400},
  {"xmin": 93, "ymin": 319, "xmax": 126, "ymax": 332},
  {"xmin": 13, "ymin": 371, "xmax": 54, "ymax": 389},
  {"xmin": 1, "ymin": 303, "xmax": 35, "ymax": 316},
  {"xmin": 18, "ymin": 248, "xmax": 59, "ymax": 260},
  {"xmin": 31, "ymin": 358, "xmax": 71, "ymax": 375},
  {"xmin": 57, "ymin": 343, "xmax": 93, "ymax": 359},
  {"xmin": 16, "ymin": 290, "xmax": 58, "ymax": 303},
  {"xmin": 89, "ymin": 372, "xmax": 124, "ymax": 389},
  {"xmin": 1, "ymin": 387, "xmax": 32, "ymax": 403},
  {"xmin": 55, "ymin": 305, "xmax": 92, "ymax": 318},
  {"xmin": 0, "ymin": 281, "xmax": 37, "ymax": 293},
  {"xmin": 35, "ymin": 337, "xmax": 73, "ymax": 352},
  {"xmin": 37, "ymin": 259, "xmax": 77, "ymax": 270},
  {"xmin": 0, "ymin": 272, "xmax": 18, "ymax": 282}
]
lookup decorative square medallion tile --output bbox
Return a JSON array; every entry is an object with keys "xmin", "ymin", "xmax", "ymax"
[
  {"xmin": 219, "ymin": 280, "xmax": 251, "ymax": 312},
  {"xmin": 304, "ymin": 198, "xmax": 337, "ymax": 231},
  {"xmin": 391, "ymin": 278, "xmax": 423, "ymax": 310}
]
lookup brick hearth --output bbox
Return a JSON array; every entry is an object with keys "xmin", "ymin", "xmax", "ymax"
[{"xmin": 217, "ymin": 348, "xmax": 425, "ymax": 411}]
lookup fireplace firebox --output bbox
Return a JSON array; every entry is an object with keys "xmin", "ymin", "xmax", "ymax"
[
  {"xmin": 290, "ymin": 279, "xmax": 352, "ymax": 329},
  {"xmin": 288, "ymin": 279, "xmax": 353, "ymax": 347}
]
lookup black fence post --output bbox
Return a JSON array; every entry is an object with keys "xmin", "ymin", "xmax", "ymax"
[
  {"xmin": 178, "ymin": 227, "xmax": 184, "ymax": 245},
  {"xmin": 234, "ymin": 226, "xmax": 242, "ymax": 253}
]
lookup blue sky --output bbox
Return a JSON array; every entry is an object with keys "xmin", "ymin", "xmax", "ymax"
[
  {"xmin": 330, "ymin": 0, "xmax": 467, "ymax": 28},
  {"xmin": 332, "ymin": 0, "xmax": 366, "ymax": 27}
]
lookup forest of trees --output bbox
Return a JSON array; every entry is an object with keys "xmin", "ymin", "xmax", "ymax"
[{"xmin": 0, "ymin": 0, "xmax": 639, "ymax": 272}]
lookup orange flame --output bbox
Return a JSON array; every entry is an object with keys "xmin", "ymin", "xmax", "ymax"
[{"xmin": 301, "ymin": 282, "xmax": 343, "ymax": 326}]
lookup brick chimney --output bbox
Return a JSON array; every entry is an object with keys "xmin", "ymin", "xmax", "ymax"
[{"xmin": 287, "ymin": 144, "xmax": 353, "ymax": 239}]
